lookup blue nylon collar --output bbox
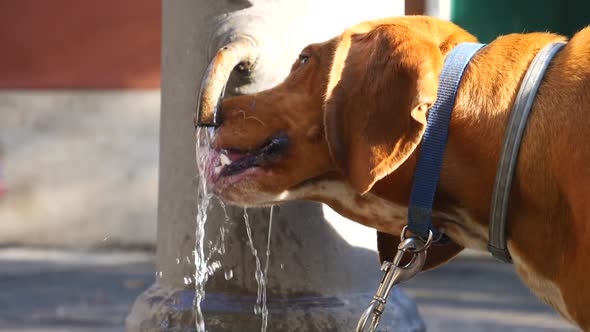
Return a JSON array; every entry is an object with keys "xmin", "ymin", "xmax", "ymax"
[{"xmin": 407, "ymin": 43, "xmax": 486, "ymax": 239}]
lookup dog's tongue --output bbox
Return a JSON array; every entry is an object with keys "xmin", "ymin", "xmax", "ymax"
[{"xmin": 226, "ymin": 150, "xmax": 247, "ymax": 162}]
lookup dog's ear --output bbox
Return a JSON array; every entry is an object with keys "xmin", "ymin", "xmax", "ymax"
[
  {"xmin": 324, "ymin": 24, "xmax": 443, "ymax": 194},
  {"xmin": 377, "ymin": 231, "xmax": 464, "ymax": 271}
]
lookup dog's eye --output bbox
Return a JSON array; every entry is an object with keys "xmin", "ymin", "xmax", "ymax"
[{"xmin": 298, "ymin": 54, "xmax": 310, "ymax": 65}]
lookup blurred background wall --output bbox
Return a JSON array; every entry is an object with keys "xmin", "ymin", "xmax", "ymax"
[
  {"xmin": 0, "ymin": 1, "xmax": 161, "ymax": 89},
  {"xmin": 0, "ymin": 0, "xmax": 161, "ymax": 247}
]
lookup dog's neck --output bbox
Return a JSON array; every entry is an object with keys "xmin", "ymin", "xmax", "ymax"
[
  {"xmin": 440, "ymin": 33, "xmax": 566, "ymax": 241},
  {"xmin": 366, "ymin": 33, "xmax": 568, "ymax": 252}
]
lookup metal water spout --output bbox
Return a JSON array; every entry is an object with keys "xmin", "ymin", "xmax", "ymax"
[{"xmin": 196, "ymin": 35, "xmax": 258, "ymax": 127}]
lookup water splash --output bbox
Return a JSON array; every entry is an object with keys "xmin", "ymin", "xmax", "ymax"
[
  {"xmin": 194, "ymin": 127, "xmax": 214, "ymax": 332},
  {"xmin": 194, "ymin": 126, "xmax": 274, "ymax": 332},
  {"xmin": 194, "ymin": 186, "xmax": 210, "ymax": 332},
  {"xmin": 262, "ymin": 206, "xmax": 274, "ymax": 331},
  {"xmin": 194, "ymin": 127, "xmax": 232, "ymax": 332}
]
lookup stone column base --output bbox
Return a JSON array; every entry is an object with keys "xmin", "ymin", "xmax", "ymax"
[{"xmin": 126, "ymin": 284, "xmax": 425, "ymax": 332}]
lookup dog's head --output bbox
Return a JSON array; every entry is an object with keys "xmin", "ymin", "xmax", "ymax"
[{"xmin": 202, "ymin": 16, "xmax": 476, "ymax": 207}]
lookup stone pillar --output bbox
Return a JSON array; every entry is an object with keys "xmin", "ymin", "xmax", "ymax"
[{"xmin": 126, "ymin": 1, "xmax": 424, "ymax": 331}]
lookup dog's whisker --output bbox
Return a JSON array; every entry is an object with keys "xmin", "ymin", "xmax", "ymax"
[{"xmin": 245, "ymin": 116, "xmax": 266, "ymax": 127}]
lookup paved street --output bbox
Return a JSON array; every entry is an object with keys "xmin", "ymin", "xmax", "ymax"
[
  {"xmin": 0, "ymin": 248, "xmax": 153, "ymax": 332},
  {"xmin": 0, "ymin": 248, "xmax": 578, "ymax": 332}
]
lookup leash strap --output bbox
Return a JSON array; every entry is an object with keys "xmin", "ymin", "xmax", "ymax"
[
  {"xmin": 488, "ymin": 42, "xmax": 566, "ymax": 263},
  {"xmin": 408, "ymin": 43, "xmax": 486, "ymax": 239}
]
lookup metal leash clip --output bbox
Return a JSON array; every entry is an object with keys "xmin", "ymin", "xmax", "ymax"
[{"xmin": 355, "ymin": 227, "xmax": 433, "ymax": 332}]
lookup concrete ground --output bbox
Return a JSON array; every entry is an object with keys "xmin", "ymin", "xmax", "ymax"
[
  {"xmin": 0, "ymin": 248, "xmax": 153, "ymax": 332},
  {"xmin": 0, "ymin": 248, "xmax": 578, "ymax": 332}
]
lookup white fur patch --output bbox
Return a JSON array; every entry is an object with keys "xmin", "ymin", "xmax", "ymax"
[
  {"xmin": 277, "ymin": 179, "xmax": 408, "ymax": 234},
  {"xmin": 277, "ymin": 179, "xmax": 490, "ymax": 246}
]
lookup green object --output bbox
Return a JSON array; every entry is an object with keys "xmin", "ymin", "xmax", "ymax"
[{"xmin": 452, "ymin": 0, "xmax": 590, "ymax": 43}]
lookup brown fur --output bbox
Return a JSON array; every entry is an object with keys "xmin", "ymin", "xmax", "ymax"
[{"xmin": 209, "ymin": 16, "xmax": 590, "ymax": 329}]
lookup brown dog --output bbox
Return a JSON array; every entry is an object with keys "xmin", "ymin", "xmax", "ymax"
[{"xmin": 202, "ymin": 16, "xmax": 590, "ymax": 329}]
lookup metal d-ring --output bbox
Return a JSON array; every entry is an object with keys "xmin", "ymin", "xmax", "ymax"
[{"xmin": 400, "ymin": 226, "xmax": 434, "ymax": 251}]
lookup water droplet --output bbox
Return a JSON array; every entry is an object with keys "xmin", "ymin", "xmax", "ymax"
[
  {"xmin": 207, "ymin": 261, "xmax": 222, "ymax": 276},
  {"xmin": 175, "ymin": 258, "xmax": 180, "ymax": 264},
  {"xmin": 224, "ymin": 269, "xmax": 233, "ymax": 280},
  {"xmin": 280, "ymin": 264, "xmax": 284, "ymax": 269},
  {"xmin": 254, "ymin": 304, "xmax": 261, "ymax": 315},
  {"xmin": 184, "ymin": 276, "xmax": 193, "ymax": 285}
]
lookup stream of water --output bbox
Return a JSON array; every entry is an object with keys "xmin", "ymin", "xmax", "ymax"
[
  {"xmin": 243, "ymin": 206, "xmax": 273, "ymax": 332},
  {"xmin": 195, "ymin": 127, "xmax": 213, "ymax": 332},
  {"xmin": 194, "ymin": 127, "xmax": 273, "ymax": 332}
]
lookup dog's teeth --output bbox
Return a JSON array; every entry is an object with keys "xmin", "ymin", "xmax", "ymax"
[
  {"xmin": 214, "ymin": 166, "xmax": 222, "ymax": 174},
  {"xmin": 220, "ymin": 154, "xmax": 231, "ymax": 166}
]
